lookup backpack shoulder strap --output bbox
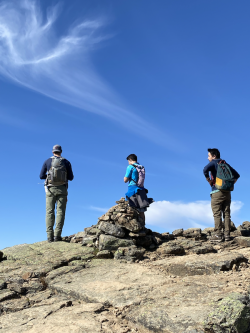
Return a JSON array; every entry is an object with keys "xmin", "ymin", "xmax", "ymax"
[
  {"xmin": 130, "ymin": 164, "xmax": 138, "ymax": 185},
  {"xmin": 49, "ymin": 156, "xmax": 55, "ymax": 169}
]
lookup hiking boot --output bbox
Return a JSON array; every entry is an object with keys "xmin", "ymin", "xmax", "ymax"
[
  {"xmin": 209, "ymin": 234, "xmax": 224, "ymax": 242},
  {"xmin": 54, "ymin": 236, "xmax": 62, "ymax": 242},
  {"xmin": 224, "ymin": 234, "xmax": 231, "ymax": 241},
  {"xmin": 47, "ymin": 238, "xmax": 54, "ymax": 243}
]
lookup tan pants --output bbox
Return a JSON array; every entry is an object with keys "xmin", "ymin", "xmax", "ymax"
[
  {"xmin": 211, "ymin": 190, "xmax": 231, "ymax": 236},
  {"xmin": 46, "ymin": 185, "xmax": 68, "ymax": 239}
]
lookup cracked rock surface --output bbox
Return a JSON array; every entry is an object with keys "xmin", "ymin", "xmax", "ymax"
[
  {"xmin": 1, "ymin": 240, "xmax": 250, "ymax": 332},
  {"xmin": 2, "ymin": 203, "xmax": 250, "ymax": 332}
]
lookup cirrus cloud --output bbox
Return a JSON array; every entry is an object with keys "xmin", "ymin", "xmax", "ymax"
[{"xmin": 0, "ymin": 0, "xmax": 180, "ymax": 149}]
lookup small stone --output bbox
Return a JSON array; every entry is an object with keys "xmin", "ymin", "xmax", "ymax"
[
  {"xmin": 172, "ymin": 229, "xmax": 183, "ymax": 237},
  {"xmin": 161, "ymin": 233, "xmax": 175, "ymax": 240},
  {"xmin": 22, "ymin": 272, "xmax": 33, "ymax": 280},
  {"xmin": 74, "ymin": 231, "xmax": 86, "ymax": 238},
  {"xmin": 99, "ymin": 221, "xmax": 125, "ymax": 238},
  {"xmin": 116, "ymin": 218, "xmax": 144, "ymax": 233},
  {"xmin": 96, "ymin": 250, "xmax": 113, "ymax": 259},
  {"xmin": 183, "ymin": 228, "xmax": 201, "ymax": 238},
  {"xmin": 129, "ymin": 231, "xmax": 147, "ymax": 238},
  {"xmin": 234, "ymin": 237, "xmax": 250, "ymax": 247},
  {"xmin": 114, "ymin": 246, "xmax": 145, "ymax": 262},
  {"xmin": 202, "ymin": 227, "xmax": 215, "ymax": 235},
  {"xmin": 242, "ymin": 221, "xmax": 250, "ymax": 230},
  {"xmin": 82, "ymin": 236, "xmax": 96, "ymax": 246},
  {"xmin": 99, "ymin": 234, "xmax": 134, "ymax": 251},
  {"xmin": 157, "ymin": 244, "xmax": 185, "ymax": 256},
  {"xmin": 232, "ymin": 264, "xmax": 238, "ymax": 272},
  {"xmin": 100, "ymin": 216, "xmax": 110, "ymax": 221}
]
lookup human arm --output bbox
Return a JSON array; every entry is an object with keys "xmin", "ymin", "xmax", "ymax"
[
  {"xmin": 124, "ymin": 165, "xmax": 133, "ymax": 183},
  {"xmin": 203, "ymin": 161, "xmax": 214, "ymax": 179},
  {"xmin": 203, "ymin": 161, "xmax": 215, "ymax": 185},
  {"xmin": 39, "ymin": 161, "xmax": 48, "ymax": 180},
  {"xmin": 65, "ymin": 160, "xmax": 74, "ymax": 181}
]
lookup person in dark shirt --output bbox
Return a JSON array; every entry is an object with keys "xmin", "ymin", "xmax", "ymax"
[
  {"xmin": 40, "ymin": 145, "xmax": 74, "ymax": 242},
  {"xmin": 203, "ymin": 148, "xmax": 240, "ymax": 242}
]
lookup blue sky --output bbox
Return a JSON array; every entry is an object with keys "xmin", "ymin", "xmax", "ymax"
[{"xmin": 0, "ymin": 0, "xmax": 249, "ymax": 249}]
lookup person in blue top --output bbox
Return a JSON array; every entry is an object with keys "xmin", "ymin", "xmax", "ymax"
[
  {"xmin": 124, "ymin": 154, "xmax": 153, "ymax": 225},
  {"xmin": 124, "ymin": 154, "xmax": 140, "ymax": 187},
  {"xmin": 203, "ymin": 148, "xmax": 240, "ymax": 242}
]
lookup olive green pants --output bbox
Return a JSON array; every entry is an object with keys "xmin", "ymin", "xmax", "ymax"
[
  {"xmin": 211, "ymin": 190, "xmax": 231, "ymax": 236},
  {"xmin": 45, "ymin": 185, "xmax": 67, "ymax": 239}
]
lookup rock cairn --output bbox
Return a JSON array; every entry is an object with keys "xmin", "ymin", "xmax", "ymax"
[
  {"xmin": 64, "ymin": 197, "xmax": 170, "ymax": 261},
  {"xmin": 83, "ymin": 197, "xmax": 157, "ymax": 261}
]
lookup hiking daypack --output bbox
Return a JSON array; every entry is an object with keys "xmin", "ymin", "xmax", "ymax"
[
  {"xmin": 47, "ymin": 156, "xmax": 67, "ymax": 186},
  {"xmin": 132, "ymin": 164, "xmax": 145, "ymax": 187},
  {"xmin": 215, "ymin": 160, "xmax": 234, "ymax": 191}
]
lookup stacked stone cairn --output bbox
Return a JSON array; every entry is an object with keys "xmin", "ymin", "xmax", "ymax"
[
  {"xmin": 82, "ymin": 197, "xmax": 159, "ymax": 262},
  {"xmin": 74, "ymin": 197, "xmax": 172, "ymax": 262},
  {"xmin": 63, "ymin": 197, "xmax": 250, "ymax": 262}
]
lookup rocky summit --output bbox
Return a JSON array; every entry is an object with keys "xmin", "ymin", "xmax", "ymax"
[{"xmin": 2, "ymin": 199, "xmax": 250, "ymax": 332}]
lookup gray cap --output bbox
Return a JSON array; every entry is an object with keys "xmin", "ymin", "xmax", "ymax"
[{"xmin": 52, "ymin": 144, "xmax": 62, "ymax": 153}]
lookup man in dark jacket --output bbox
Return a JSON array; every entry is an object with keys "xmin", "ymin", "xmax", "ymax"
[
  {"xmin": 203, "ymin": 148, "xmax": 240, "ymax": 242},
  {"xmin": 40, "ymin": 145, "xmax": 74, "ymax": 242}
]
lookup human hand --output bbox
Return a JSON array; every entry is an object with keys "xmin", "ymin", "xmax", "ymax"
[{"xmin": 206, "ymin": 178, "xmax": 214, "ymax": 186}]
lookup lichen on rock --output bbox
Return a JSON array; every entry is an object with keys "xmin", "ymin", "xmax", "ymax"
[{"xmin": 204, "ymin": 293, "xmax": 250, "ymax": 333}]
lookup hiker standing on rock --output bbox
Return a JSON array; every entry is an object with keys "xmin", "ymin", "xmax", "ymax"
[
  {"xmin": 203, "ymin": 148, "xmax": 240, "ymax": 242},
  {"xmin": 40, "ymin": 145, "xmax": 74, "ymax": 242},
  {"xmin": 124, "ymin": 154, "xmax": 153, "ymax": 225}
]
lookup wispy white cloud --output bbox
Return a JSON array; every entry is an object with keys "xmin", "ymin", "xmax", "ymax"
[
  {"xmin": 90, "ymin": 206, "xmax": 109, "ymax": 213},
  {"xmin": 146, "ymin": 200, "xmax": 243, "ymax": 231},
  {"xmin": 0, "ymin": 0, "xmax": 180, "ymax": 149}
]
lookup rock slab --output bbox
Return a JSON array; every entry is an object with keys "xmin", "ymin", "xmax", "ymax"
[
  {"xmin": 98, "ymin": 221, "xmax": 125, "ymax": 238},
  {"xmin": 98, "ymin": 234, "xmax": 134, "ymax": 251},
  {"xmin": 152, "ymin": 252, "xmax": 247, "ymax": 276},
  {"xmin": 235, "ymin": 236, "xmax": 250, "ymax": 247}
]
